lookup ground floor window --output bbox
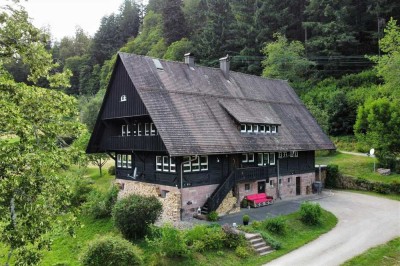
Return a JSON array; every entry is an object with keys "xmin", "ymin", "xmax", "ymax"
[
  {"xmin": 245, "ymin": 183, "xmax": 251, "ymax": 191},
  {"xmin": 156, "ymin": 156, "xmax": 176, "ymax": 173},
  {"xmin": 116, "ymin": 154, "xmax": 132, "ymax": 169},
  {"xmin": 183, "ymin": 155, "xmax": 208, "ymax": 172}
]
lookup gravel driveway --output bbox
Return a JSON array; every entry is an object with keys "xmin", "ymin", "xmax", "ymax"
[{"xmin": 265, "ymin": 190, "xmax": 400, "ymax": 266}]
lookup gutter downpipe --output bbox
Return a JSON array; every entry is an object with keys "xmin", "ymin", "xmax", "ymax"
[
  {"xmin": 180, "ymin": 155, "xmax": 198, "ymax": 221},
  {"xmin": 277, "ymin": 158, "xmax": 281, "ymax": 200}
]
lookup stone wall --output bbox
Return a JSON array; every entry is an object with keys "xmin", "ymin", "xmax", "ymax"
[
  {"xmin": 181, "ymin": 184, "xmax": 219, "ymax": 218},
  {"xmin": 116, "ymin": 179, "xmax": 181, "ymax": 222},
  {"xmin": 216, "ymin": 191, "xmax": 240, "ymax": 215}
]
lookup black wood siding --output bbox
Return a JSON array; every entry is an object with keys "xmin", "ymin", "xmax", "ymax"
[
  {"xmin": 116, "ymin": 151, "xmax": 315, "ymax": 187},
  {"xmin": 102, "ymin": 61, "xmax": 148, "ymax": 119}
]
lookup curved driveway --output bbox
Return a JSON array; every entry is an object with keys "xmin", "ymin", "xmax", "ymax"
[{"xmin": 266, "ymin": 191, "xmax": 400, "ymax": 266}]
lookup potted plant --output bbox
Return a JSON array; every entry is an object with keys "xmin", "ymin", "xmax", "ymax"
[{"xmin": 242, "ymin": 214, "xmax": 250, "ymax": 225}]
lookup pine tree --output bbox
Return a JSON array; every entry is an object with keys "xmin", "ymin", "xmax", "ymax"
[{"xmin": 162, "ymin": 0, "xmax": 188, "ymax": 45}]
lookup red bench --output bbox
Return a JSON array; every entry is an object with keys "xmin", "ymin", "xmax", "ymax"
[{"xmin": 244, "ymin": 193, "xmax": 274, "ymax": 208}]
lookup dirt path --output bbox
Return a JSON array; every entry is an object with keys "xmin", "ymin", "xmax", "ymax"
[{"xmin": 265, "ymin": 190, "xmax": 400, "ymax": 266}]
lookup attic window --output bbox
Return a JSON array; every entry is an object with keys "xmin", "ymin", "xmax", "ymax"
[
  {"xmin": 120, "ymin": 95, "xmax": 127, "ymax": 102},
  {"xmin": 153, "ymin": 59, "xmax": 163, "ymax": 70}
]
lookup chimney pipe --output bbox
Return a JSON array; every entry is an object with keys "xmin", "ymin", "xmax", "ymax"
[
  {"xmin": 219, "ymin": 54, "xmax": 230, "ymax": 79},
  {"xmin": 184, "ymin": 52, "xmax": 195, "ymax": 68}
]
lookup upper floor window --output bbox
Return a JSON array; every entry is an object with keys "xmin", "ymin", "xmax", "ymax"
[
  {"xmin": 240, "ymin": 123, "xmax": 278, "ymax": 134},
  {"xmin": 120, "ymin": 95, "xmax": 127, "ymax": 102},
  {"xmin": 145, "ymin": 123, "xmax": 150, "ymax": 136},
  {"xmin": 242, "ymin": 153, "xmax": 254, "ymax": 163},
  {"xmin": 151, "ymin": 123, "xmax": 157, "ymax": 135}
]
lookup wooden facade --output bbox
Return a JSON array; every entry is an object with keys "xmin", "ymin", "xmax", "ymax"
[{"xmin": 87, "ymin": 53, "xmax": 334, "ymax": 216}]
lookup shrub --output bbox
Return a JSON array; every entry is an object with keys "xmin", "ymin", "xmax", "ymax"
[
  {"xmin": 260, "ymin": 232, "xmax": 282, "ymax": 250},
  {"xmin": 264, "ymin": 216, "xmax": 287, "ymax": 235},
  {"xmin": 240, "ymin": 198, "xmax": 248, "ymax": 208},
  {"xmin": 251, "ymin": 220, "xmax": 262, "ymax": 230},
  {"xmin": 235, "ymin": 246, "xmax": 251, "ymax": 258},
  {"xmin": 325, "ymin": 164, "xmax": 340, "ymax": 188},
  {"xmin": 112, "ymin": 194, "xmax": 162, "ymax": 240},
  {"xmin": 81, "ymin": 235, "xmax": 143, "ymax": 266},
  {"xmin": 242, "ymin": 214, "xmax": 250, "ymax": 224},
  {"xmin": 83, "ymin": 185, "xmax": 119, "ymax": 219},
  {"xmin": 207, "ymin": 211, "xmax": 219, "ymax": 221},
  {"xmin": 147, "ymin": 224, "xmax": 189, "ymax": 258},
  {"xmin": 69, "ymin": 177, "xmax": 93, "ymax": 207},
  {"xmin": 300, "ymin": 201, "xmax": 322, "ymax": 225},
  {"xmin": 185, "ymin": 224, "xmax": 225, "ymax": 250},
  {"xmin": 222, "ymin": 224, "xmax": 246, "ymax": 248},
  {"xmin": 108, "ymin": 165, "xmax": 116, "ymax": 176}
]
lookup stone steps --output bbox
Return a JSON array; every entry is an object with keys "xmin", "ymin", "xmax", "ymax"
[{"xmin": 245, "ymin": 233, "xmax": 274, "ymax": 256}]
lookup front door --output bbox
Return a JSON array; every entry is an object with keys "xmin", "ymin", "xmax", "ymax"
[
  {"xmin": 258, "ymin": 181, "xmax": 266, "ymax": 193},
  {"xmin": 296, "ymin": 176, "xmax": 301, "ymax": 195}
]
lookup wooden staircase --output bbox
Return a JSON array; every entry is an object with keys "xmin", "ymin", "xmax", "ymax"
[{"xmin": 245, "ymin": 233, "xmax": 274, "ymax": 256}]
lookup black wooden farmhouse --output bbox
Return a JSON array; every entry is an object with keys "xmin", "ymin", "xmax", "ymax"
[{"xmin": 87, "ymin": 52, "xmax": 335, "ymax": 221}]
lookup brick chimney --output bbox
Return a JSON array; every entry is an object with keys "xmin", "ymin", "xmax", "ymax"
[
  {"xmin": 219, "ymin": 54, "xmax": 230, "ymax": 79},
  {"xmin": 184, "ymin": 52, "xmax": 195, "ymax": 68}
]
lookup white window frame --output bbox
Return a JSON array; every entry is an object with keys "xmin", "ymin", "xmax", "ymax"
[
  {"xmin": 258, "ymin": 153, "xmax": 263, "ymax": 166},
  {"xmin": 121, "ymin": 125, "xmax": 126, "ymax": 136},
  {"xmin": 266, "ymin": 125, "xmax": 271, "ymax": 133},
  {"xmin": 253, "ymin": 124, "xmax": 259, "ymax": 133},
  {"xmin": 278, "ymin": 178, "xmax": 282, "ymax": 186},
  {"xmin": 200, "ymin": 156, "xmax": 208, "ymax": 171},
  {"xmin": 127, "ymin": 155, "xmax": 132, "ymax": 168},
  {"xmin": 259, "ymin": 125, "xmax": 265, "ymax": 133},
  {"xmin": 245, "ymin": 183, "xmax": 251, "ymax": 191},
  {"xmin": 126, "ymin": 125, "xmax": 131, "ymax": 136},
  {"xmin": 271, "ymin": 125, "xmax": 277, "ymax": 133},
  {"xmin": 170, "ymin": 157, "xmax": 176, "ymax": 172},
  {"xmin": 163, "ymin": 156, "xmax": 169, "ymax": 172},
  {"xmin": 156, "ymin": 156, "xmax": 162, "ymax": 171},
  {"xmin": 117, "ymin": 154, "xmax": 122, "ymax": 168},
  {"xmin": 137, "ymin": 123, "xmax": 142, "ymax": 136},
  {"xmin": 246, "ymin": 124, "xmax": 252, "ymax": 132},
  {"xmin": 183, "ymin": 156, "xmax": 191, "ymax": 172},
  {"xmin": 288, "ymin": 177, "xmax": 291, "ymax": 183},
  {"xmin": 120, "ymin": 95, "xmax": 127, "ymax": 102},
  {"xmin": 270, "ymin": 153, "xmax": 276, "ymax": 165},
  {"xmin": 263, "ymin": 153, "xmax": 269, "ymax": 166},
  {"xmin": 242, "ymin": 153, "xmax": 248, "ymax": 163},
  {"xmin": 150, "ymin": 123, "xmax": 156, "ymax": 135},
  {"xmin": 122, "ymin": 154, "xmax": 127, "ymax": 168},
  {"xmin": 241, "ymin": 124, "xmax": 246, "ymax": 133},
  {"xmin": 278, "ymin": 152, "xmax": 283, "ymax": 159},
  {"xmin": 248, "ymin": 153, "xmax": 254, "ymax": 162},
  {"xmin": 269, "ymin": 179, "xmax": 274, "ymax": 187},
  {"xmin": 192, "ymin": 157, "xmax": 200, "ymax": 172},
  {"xmin": 145, "ymin": 123, "xmax": 150, "ymax": 136}
]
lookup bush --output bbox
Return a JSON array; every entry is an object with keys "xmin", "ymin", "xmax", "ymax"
[
  {"xmin": 222, "ymin": 224, "xmax": 246, "ymax": 248},
  {"xmin": 147, "ymin": 224, "xmax": 189, "ymax": 258},
  {"xmin": 260, "ymin": 232, "xmax": 282, "ymax": 250},
  {"xmin": 83, "ymin": 185, "xmax": 119, "ymax": 219},
  {"xmin": 207, "ymin": 211, "xmax": 219, "ymax": 221},
  {"xmin": 264, "ymin": 216, "xmax": 287, "ymax": 235},
  {"xmin": 108, "ymin": 165, "xmax": 116, "ymax": 176},
  {"xmin": 185, "ymin": 224, "xmax": 225, "ymax": 250},
  {"xmin": 235, "ymin": 246, "xmax": 251, "ymax": 258},
  {"xmin": 81, "ymin": 235, "xmax": 143, "ymax": 266},
  {"xmin": 69, "ymin": 177, "xmax": 93, "ymax": 207},
  {"xmin": 300, "ymin": 201, "xmax": 322, "ymax": 225},
  {"xmin": 112, "ymin": 194, "xmax": 162, "ymax": 240},
  {"xmin": 325, "ymin": 164, "xmax": 340, "ymax": 188},
  {"xmin": 240, "ymin": 198, "xmax": 248, "ymax": 208}
]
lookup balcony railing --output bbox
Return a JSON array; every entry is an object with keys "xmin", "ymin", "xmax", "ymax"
[
  {"xmin": 234, "ymin": 166, "xmax": 269, "ymax": 182},
  {"xmin": 103, "ymin": 135, "xmax": 166, "ymax": 151}
]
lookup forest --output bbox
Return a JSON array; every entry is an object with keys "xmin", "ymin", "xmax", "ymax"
[{"xmin": 0, "ymin": 0, "xmax": 399, "ymax": 264}]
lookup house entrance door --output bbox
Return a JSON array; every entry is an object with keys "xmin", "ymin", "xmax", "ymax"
[
  {"xmin": 296, "ymin": 176, "xmax": 301, "ymax": 195},
  {"xmin": 258, "ymin": 181, "xmax": 266, "ymax": 193}
]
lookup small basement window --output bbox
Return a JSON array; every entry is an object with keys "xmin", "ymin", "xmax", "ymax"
[
  {"xmin": 245, "ymin": 184, "xmax": 250, "ymax": 191},
  {"xmin": 120, "ymin": 95, "xmax": 127, "ymax": 102}
]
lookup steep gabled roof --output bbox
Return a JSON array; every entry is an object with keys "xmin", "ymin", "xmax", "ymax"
[{"xmin": 114, "ymin": 53, "xmax": 334, "ymax": 156}]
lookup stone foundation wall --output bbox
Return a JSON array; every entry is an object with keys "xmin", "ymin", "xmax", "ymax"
[
  {"xmin": 181, "ymin": 184, "xmax": 219, "ymax": 218},
  {"xmin": 266, "ymin": 172, "xmax": 315, "ymax": 199},
  {"xmin": 116, "ymin": 179, "xmax": 181, "ymax": 223}
]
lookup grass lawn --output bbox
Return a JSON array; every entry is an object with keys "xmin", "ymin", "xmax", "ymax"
[
  {"xmin": 316, "ymin": 152, "xmax": 400, "ymax": 184},
  {"xmin": 342, "ymin": 237, "xmax": 400, "ymax": 266}
]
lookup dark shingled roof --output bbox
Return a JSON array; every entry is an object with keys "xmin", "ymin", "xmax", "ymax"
[{"xmin": 115, "ymin": 53, "xmax": 334, "ymax": 156}]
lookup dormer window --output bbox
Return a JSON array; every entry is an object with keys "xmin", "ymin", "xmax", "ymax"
[
  {"xmin": 120, "ymin": 95, "xmax": 127, "ymax": 102},
  {"xmin": 240, "ymin": 124, "xmax": 278, "ymax": 134},
  {"xmin": 271, "ymin": 125, "xmax": 277, "ymax": 133}
]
